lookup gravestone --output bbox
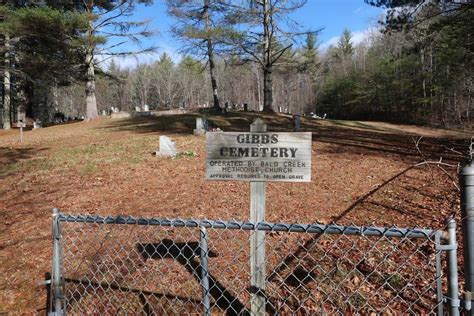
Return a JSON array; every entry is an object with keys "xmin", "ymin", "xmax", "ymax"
[
  {"xmin": 293, "ymin": 114, "xmax": 301, "ymax": 132},
  {"xmin": 110, "ymin": 111, "xmax": 131, "ymax": 119},
  {"xmin": 156, "ymin": 136, "xmax": 177, "ymax": 157},
  {"xmin": 194, "ymin": 117, "xmax": 206, "ymax": 135},
  {"xmin": 33, "ymin": 120, "xmax": 42, "ymax": 129},
  {"xmin": 135, "ymin": 106, "xmax": 141, "ymax": 112},
  {"xmin": 143, "ymin": 104, "xmax": 150, "ymax": 112},
  {"xmin": 101, "ymin": 110, "xmax": 107, "ymax": 116}
]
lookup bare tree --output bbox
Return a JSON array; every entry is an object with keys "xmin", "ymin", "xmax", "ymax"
[{"xmin": 224, "ymin": 0, "xmax": 316, "ymax": 112}]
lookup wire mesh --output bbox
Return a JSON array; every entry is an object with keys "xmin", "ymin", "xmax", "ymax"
[{"xmin": 56, "ymin": 215, "xmax": 446, "ymax": 315}]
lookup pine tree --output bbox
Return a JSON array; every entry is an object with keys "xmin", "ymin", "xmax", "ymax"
[
  {"xmin": 335, "ymin": 28, "xmax": 354, "ymax": 59},
  {"xmin": 77, "ymin": 0, "xmax": 154, "ymax": 120},
  {"xmin": 0, "ymin": 4, "xmax": 85, "ymax": 128},
  {"xmin": 166, "ymin": 0, "xmax": 230, "ymax": 112}
]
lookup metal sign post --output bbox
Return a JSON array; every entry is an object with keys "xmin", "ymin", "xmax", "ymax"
[
  {"xmin": 460, "ymin": 161, "xmax": 474, "ymax": 315},
  {"xmin": 17, "ymin": 120, "xmax": 26, "ymax": 143}
]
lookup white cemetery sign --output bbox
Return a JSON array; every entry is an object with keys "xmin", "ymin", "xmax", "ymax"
[{"xmin": 206, "ymin": 131, "xmax": 311, "ymax": 182}]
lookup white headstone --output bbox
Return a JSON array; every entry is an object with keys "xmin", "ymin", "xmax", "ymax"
[
  {"xmin": 143, "ymin": 104, "xmax": 150, "ymax": 112},
  {"xmin": 157, "ymin": 136, "xmax": 177, "ymax": 157},
  {"xmin": 194, "ymin": 117, "xmax": 206, "ymax": 135},
  {"xmin": 33, "ymin": 121, "xmax": 42, "ymax": 129},
  {"xmin": 135, "ymin": 106, "xmax": 141, "ymax": 112},
  {"xmin": 102, "ymin": 110, "xmax": 107, "ymax": 116}
]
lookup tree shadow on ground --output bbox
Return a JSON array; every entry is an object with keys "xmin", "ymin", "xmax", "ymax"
[
  {"xmin": 137, "ymin": 240, "xmax": 256, "ymax": 315},
  {"xmin": 312, "ymin": 124, "xmax": 469, "ymax": 163},
  {"xmin": 0, "ymin": 146, "xmax": 49, "ymax": 178},
  {"xmin": 98, "ymin": 115, "xmax": 199, "ymax": 135},
  {"xmin": 267, "ymin": 164, "xmax": 419, "ymax": 286},
  {"xmin": 97, "ymin": 112, "xmax": 297, "ymax": 136},
  {"xmin": 97, "ymin": 112, "xmax": 469, "ymax": 163}
]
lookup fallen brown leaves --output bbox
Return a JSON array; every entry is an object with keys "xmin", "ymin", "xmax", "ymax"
[{"xmin": 0, "ymin": 113, "xmax": 469, "ymax": 313}]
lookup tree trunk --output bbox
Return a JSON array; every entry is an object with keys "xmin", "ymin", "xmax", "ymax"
[
  {"xmin": 204, "ymin": 0, "xmax": 220, "ymax": 111},
  {"xmin": 254, "ymin": 63, "xmax": 262, "ymax": 111},
  {"xmin": 85, "ymin": 18, "xmax": 98, "ymax": 120},
  {"xmin": 2, "ymin": 34, "xmax": 11, "ymax": 129},
  {"xmin": 85, "ymin": 47, "xmax": 98, "ymax": 120},
  {"xmin": 261, "ymin": 0, "xmax": 274, "ymax": 112},
  {"xmin": 208, "ymin": 43, "xmax": 220, "ymax": 110},
  {"xmin": 263, "ymin": 66, "xmax": 273, "ymax": 112}
]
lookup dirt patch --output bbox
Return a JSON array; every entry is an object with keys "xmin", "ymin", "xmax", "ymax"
[{"xmin": 0, "ymin": 113, "xmax": 470, "ymax": 313}]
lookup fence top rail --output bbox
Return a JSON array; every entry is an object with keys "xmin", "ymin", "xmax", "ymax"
[{"xmin": 57, "ymin": 213, "xmax": 443, "ymax": 239}]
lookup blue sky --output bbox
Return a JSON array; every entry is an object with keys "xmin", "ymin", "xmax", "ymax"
[{"xmin": 112, "ymin": 0, "xmax": 385, "ymax": 68}]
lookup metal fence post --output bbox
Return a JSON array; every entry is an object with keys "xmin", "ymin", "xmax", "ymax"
[
  {"xmin": 461, "ymin": 161, "xmax": 474, "ymax": 315},
  {"xmin": 199, "ymin": 226, "xmax": 211, "ymax": 316},
  {"xmin": 51, "ymin": 208, "xmax": 64, "ymax": 316},
  {"xmin": 446, "ymin": 218, "xmax": 460, "ymax": 316}
]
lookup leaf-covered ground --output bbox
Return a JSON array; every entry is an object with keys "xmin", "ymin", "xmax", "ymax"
[{"xmin": 0, "ymin": 112, "xmax": 471, "ymax": 313}]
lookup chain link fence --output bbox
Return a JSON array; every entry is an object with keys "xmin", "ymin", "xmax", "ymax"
[{"xmin": 49, "ymin": 211, "xmax": 460, "ymax": 315}]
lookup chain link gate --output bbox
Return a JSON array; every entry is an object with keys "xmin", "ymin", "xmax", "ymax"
[{"xmin": 49, "ymin": 209, "xmax": 460, "ymax": 315}]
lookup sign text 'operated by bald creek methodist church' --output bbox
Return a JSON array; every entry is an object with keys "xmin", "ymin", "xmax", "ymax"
[{"xmin": 206, "ymin": 132, "xmax": 312, "ymax": 182}]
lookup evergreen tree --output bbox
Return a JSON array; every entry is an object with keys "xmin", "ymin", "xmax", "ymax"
[
  {"xmin": 335, "ymin": 28, "xmax": 354, "ymax": 59},
  {"xmin": 166, "ymin": 0, "xmax": 230, "ymax": 111},
  {"xmin": 77, "ymin": 0, "xmax": 154, "ymax": 120},
  {"xmin": 0, "ymin": 4, "xmax": 85, "ymax": 128}
]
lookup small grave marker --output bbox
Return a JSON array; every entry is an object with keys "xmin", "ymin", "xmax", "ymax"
[
  {"xmin": 194, "ymin": 117, "xmax": 207, "ymax": 135},
  {"xmin": 293, "ymin": 114, "xmax": 301, "ymax": 132},
  {"xmin": 33, "ymin": 120, "xmax": 42, "ymax": 129},
  {"xmin": 156, "ymin": 136, "xmax": 177, "ymax": 157}
]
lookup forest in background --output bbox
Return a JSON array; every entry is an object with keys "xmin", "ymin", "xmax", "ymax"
[{"xmin": 1, "ymin": 0, "xmax": 473, "ymax": 129}]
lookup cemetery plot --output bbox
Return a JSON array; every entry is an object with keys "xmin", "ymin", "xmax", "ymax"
[{"xmin": 0, "ymin": 113, "xmax": 469, "ymax": 313}]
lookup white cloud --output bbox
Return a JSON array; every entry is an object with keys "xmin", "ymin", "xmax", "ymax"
[{"xmin": 98, "ymin": 43, "xmax": 183, "ymax": 71}]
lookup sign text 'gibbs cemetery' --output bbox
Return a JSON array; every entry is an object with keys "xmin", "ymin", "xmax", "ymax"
[{"xmin": 206, "ymin": 132, "xmax": 312, "ymax": 182}]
